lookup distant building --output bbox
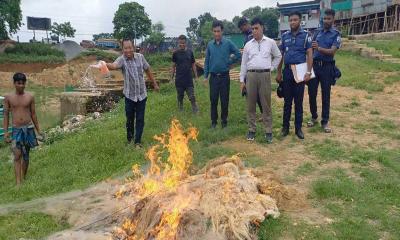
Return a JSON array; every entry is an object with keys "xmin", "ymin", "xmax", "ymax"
[
  {"xmin": 95, "ymin": 39, "xmax": 120, "ymax": 49},
  {"xmin": 277, "ymin": 0, "xmax": 321, "ymax": 36}
]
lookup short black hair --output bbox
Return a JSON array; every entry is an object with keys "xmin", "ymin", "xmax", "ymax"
[
  {"xmin": 237, "ymin": 17, "xmax": 248, "ymax": 28},
  {"xmin": 289, "ymin": 11, "xmax": 302, "ymax": 19},
  {"xmin": 122, "ymin": 38, "xmax": 133, "ymax": 47},
  {"xmin": 212, "ymin": 20, "xmax": 224, "ymax": 31},
  {"xmin": 178, "ymin": 35, "xmax": 187, "ymax": 41},
  {"xmin": 324, "ymin": 9, "xmax": 336, "ymax": 17},
  {"xmin": 13, "ymin": 72, "xmax": 27, "ymax": 83},
  {"xmin": 251, "ymin": 17, "xmax": 264, "ymax": 27}
]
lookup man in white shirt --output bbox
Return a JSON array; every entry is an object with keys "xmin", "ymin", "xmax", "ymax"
[{"xmin": 240, "ymin": 17, "xmax": 282, "ymax": 143}]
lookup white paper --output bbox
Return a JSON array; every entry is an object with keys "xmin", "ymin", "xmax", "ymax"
[{"xmin": 290, "ymin": 63, "xmax": 315, "ymax": 83}]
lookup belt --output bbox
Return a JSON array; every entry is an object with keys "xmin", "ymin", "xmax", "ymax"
[
  {"xmin": 313, "ymin": 60, "xmax": 334, "ymax": 66},
  {"xmin": 248, "ymin": 69, "xmax": 270, "ymax": 73},
  {"xmin": 210, "ymin": 71, "xmax": 229, "ymax": 76}
]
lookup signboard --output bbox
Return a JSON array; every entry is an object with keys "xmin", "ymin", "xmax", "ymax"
[{"xmin": 27, "ymin": 17, "xmax": 51, "ymax": 31}]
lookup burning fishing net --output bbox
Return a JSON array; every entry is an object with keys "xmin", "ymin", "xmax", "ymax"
[{"xmin": 113, "ymin": 120, "xmax": 280, "ymax": 240}]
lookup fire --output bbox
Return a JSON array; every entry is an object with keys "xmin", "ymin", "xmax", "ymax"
[{"xmin": 117, "ymin": 119, "xmax": 198, "ymax": 239}]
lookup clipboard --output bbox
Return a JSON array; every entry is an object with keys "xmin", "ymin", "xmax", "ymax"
[{"xmin": 290, "ymin": 63, "xmax": 315, "ymax": 83}]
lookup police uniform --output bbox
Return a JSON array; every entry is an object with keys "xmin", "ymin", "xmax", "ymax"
[
  {"xmin": 280, "ymin": 29, "xmax": 312, "ymax": 132},
  {"xmin": 308, "ymin": 27, "xmax": 341, "ymax": 126}
]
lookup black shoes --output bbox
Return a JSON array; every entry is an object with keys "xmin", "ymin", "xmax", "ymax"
[
  {"xmin": 265, "ymin": 133, "xmax": 273, "ymax": 144},
  {"xmin": 295, "ymin": 129, "xmax": 304, "ymax": 139},
  {"xmin": 211, "ymin": 123, "xmax": 217, "ymax": 129},
  {"xmin": 221, "ymin": 122, "xmax": 227, "ymax": 129},
  {"xmin": 281, "ymin": 128, "xmax": 289, "ymax": 137},
  {"xmin": 247, "ymin": 131, "xmax": 256, "ymax": 141}
]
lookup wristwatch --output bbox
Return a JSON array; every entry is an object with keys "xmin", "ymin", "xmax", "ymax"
[{"xmin": 306, "ymin": 71, "xmax": 312, "ymax": 75}]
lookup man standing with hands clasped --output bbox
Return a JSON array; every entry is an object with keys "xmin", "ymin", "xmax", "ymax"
[
  {"xmin": 204, "ymin": 20, "xmax": 241, "ymax": 129},
  {"xmin": 307, "ymin": 9, "xmax": 341, "ymax": 133},
  {"xmin": 276, "ymin": 11, "xmax": 313, "ymax": 139},
  {"xmin": 240, "ymin": 17, "xmax": 281, "ymax": 143}
]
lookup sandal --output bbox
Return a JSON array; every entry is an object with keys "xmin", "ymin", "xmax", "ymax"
[
  {"xmin": 307, "ymin": 118, "xmax": 318, "ymax": 128},
  {"xmin": 322, "ymin": 124, "xmax": 332, "ymax": 133}
]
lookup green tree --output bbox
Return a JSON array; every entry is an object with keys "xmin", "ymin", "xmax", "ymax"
[
  {"xmin": 199, "ymin": 21, "xmax": 213, "ymax": 44},
  {"xmin": 113, "ymin": 2, "xmax": 151, "ymax": 40},
  {"xmin": 0, "ymin": 0, "xmax": 22, "ymax": 40},
  {"xmin": 186, "ymin": 18, "xmax": 199, "ymax": 40},
  {"xmin": 222, "ymin": 20, "xmax": 240, "ymax": 35},
  {"xmin": 145, "ymin": 22, "xmax": 165, "ymax": 47},
  {"xmin": 51, "ymin": 22, "xmax": 76, "ymax": 41},
  {"xmin": 93, "ymin": 33, "xmax": 113, "ymax": 41},
  {"xmin": 240, "ymin": 6, "xmax": 280, "ymax": 38}
]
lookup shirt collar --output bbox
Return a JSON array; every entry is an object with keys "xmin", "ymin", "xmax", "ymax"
[
  {"xmin": 213, "ymin": 37, "xmax": 225, "ymax": 45},
  {"xmin": 290, "ymin": 28, "xmax": 304, "ymax": 36},
  {"xmin": 250, "ymin": 35, "xmax": 267, "ymax": 43},
  {"xmin": 124, "ymin": 53, "xmax": 138, "ymax": 60}
]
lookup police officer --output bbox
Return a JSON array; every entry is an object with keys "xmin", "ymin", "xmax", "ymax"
[
  {"xmin": 307, "ymin": 9, "xmax": 341, "ymax": 133},
  {"xmin": 276, "ymin": 11, "xmax": 313, "ymax": 139}
]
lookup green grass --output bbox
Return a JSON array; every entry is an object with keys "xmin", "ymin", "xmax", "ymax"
[
  {"xmin": 352, "ymin": 118, "xmax": 400, "ymax": 140},
  {"xmin": 360, "ymin": 40, "xmax": 400, "ymax": 58},
  {"xmin": 311, "ymin": 161, "xmax": 400, "ymax": 239},
  {"xmin": 336, "ymin": 51, "xmax": 400, "ymax": 92},
  {"xmin": 0, "ymin": 81, "xmax": 250, "ymax": 204},
  {"xmin": 77, "ymin": 49, "xmax": 118, "ymax": 62},
  {"xmin": 0, "ymin": 211, "xmax": 69, "ymax": 239},
  {"xmin": 0, "ymin": 43, "xmax": 65, "ymax": 64}
]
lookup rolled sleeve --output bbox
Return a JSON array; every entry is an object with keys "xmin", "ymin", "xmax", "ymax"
[{"xmin": 113, "ymin": 56, "xmax": 124, "ymax": 69}]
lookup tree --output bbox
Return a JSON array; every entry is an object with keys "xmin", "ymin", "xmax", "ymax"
[
  {"xmin": 222, "ymin": 20, "xmax": 240, "ymax": 35},
  {"xmin": 186, "ymin": 18, "xmax": 199, "ymax": 41},
  {"xmin": 51, "ymin": 22, "xmax": 76, "ymax": 41},
  {"xmin": 199, "ymin": 21, "xmax": 213, "ymax": 45},
  {"xmin": 93, "ymin": 33, "xmax": 114, "ymax": 41},
  {"xmin": 145, "ymin": 22, "xmax": 165, "ymax": 47},
  {"xmin": 0, "ymin": 0, "xmax": 22, "ymax": 40},
  {"xmin": 239, "ymin": 6, "xmax": 280, "ymax": 39},
  {"xmin": 113, "ymin": 2, "xmax": 151, "ymax": 40}
]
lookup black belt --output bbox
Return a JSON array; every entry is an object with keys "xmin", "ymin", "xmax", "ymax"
[
  {"xmin": 248, "ymin": 69, "xmax": 270, "ymax": 73},
  {"xmin": 313, "ymin": 60, "xmax": 334, "ymax": 66},
  {"xmin": 210, "ymin": 71, "xmax": 229, "ymax": 76}
]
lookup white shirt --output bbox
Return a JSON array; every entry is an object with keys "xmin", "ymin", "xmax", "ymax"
[{"xmin": 240, "ymin": 36, "xmax": 282, "ymax": 82}]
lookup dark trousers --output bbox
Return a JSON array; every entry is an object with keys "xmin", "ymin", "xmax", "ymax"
[
  {"xmin": 245, "ymin": 77, "xmax": 263, "ymax": 113},
  {"xmin": 125, "ymin": 97, "xmax": 147, "ymax": 144},
  {"xmin": 210, "ymin": 72, "xmax": 230, "ymax": 124},
  {"xmin": 307, "ymin": 62, "xmax": 333, "ymax": 125},
  {"xmin": 282, "ymin": 67, "xmax": 305, "ymax": 131},
  {"xmin": 176, "ymin": 86, "xmax": 196, "ymax": 105}
]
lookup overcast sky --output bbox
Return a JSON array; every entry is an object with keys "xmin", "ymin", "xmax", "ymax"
[{"xmin": 12, "ymin": 0, "xmax": 296, "ymax": 43}]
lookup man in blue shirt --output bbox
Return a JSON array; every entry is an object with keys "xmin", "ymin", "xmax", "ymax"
[
  {"xmin": 204, "ymin": 20, "xmax": 241, "ymax": 129},
  {"xmin": 276, "ymin": 11, "xmax": 313, "ymax": 139},
  {"xmin": 307, "ymin": 9, "xmax": 341, "ymax": 133}
]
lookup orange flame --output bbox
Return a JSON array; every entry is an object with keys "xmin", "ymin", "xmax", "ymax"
[{"xmin": 119, "ymin": 119, "xmax": 198, "ymax": 239}]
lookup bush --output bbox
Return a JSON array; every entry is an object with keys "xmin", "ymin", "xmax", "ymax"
[
  {"xmin": 5, "ymin": 43, "xmax": 65, "ymax": 57},
  {"xmin": 78, "ymin": 49, "xmax": 119, "ymax": 62},
  {"xmin": 0, "ymin": 43, "xmax": 65, "ymax": 64}
]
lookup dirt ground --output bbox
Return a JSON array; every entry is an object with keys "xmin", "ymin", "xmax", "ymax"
[{"xmin": 0, "ymin": 57, "xmax": 124, "ymax": 89}]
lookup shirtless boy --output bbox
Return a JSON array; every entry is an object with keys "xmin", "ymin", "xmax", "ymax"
[{"xmin": 3, "ymin": 73, "xmax": 40, "ymax": 185}]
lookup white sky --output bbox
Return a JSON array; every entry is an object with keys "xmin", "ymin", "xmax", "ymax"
[{"xmin": 11, "ymin": 0, "xmax": 297, "ymax": 43}]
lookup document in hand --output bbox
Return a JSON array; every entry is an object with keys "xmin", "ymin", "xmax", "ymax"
[{"xmin": 290, "ymin": 63, "xmax": 315, "ymax": 83}]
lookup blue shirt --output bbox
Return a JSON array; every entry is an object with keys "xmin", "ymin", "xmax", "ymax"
[
  {"xmin": 204, "ymin": 38, "xmax": 241, "ymax": 78},
  {"xmin": 243, "ymin": 29, "xmax": 253, "ymax": 47},
  {"xmin": 280, "ymin": 29, "xmax": 312, "ymax": 65},
  {"xmin": 313, "ymin": 27, "xmax": 341, "ymax": 62}
]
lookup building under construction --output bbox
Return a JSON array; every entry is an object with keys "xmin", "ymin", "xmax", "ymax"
[
  {"xmin": 277, "ymin": 0, "xmax": 400, "ymax": 36},
  {"xmin": 322, "ymin": 0, "xmax": 400, "ymax": 35}
]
